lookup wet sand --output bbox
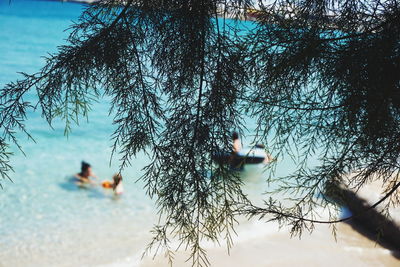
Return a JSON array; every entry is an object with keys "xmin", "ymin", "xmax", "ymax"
[
  {"xmin": 1, "ymin": 215, "xmax": 398, "ymax": 267},
  {"xmin": 139, "ymin": 177, "xmax": 400, "ymax": 267},
  {"xmin": 140, "ymin": 220, "xmax": 400, "ymax": 267}
]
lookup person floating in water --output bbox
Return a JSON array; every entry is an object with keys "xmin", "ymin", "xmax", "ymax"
[
  {"xmin": 230, "ymin": 131, "xmax": 243, "ymax": 169},
  {"xmin": 75, "ymin": 161, "xmax": 97, "ymax": 185},
  {"xmin": 101, "ymin": 173, "xmax": 124, "ymax": 195},
  {"xmin": 112, "ymin": 173, "xmax": 124, "ymax": 195},
  {"xmin": 232, "ymin": 131, "xmax": 242, "ymax": 154}
]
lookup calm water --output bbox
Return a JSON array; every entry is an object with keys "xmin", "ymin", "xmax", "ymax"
[
  {"xmin": 1, "ymin": 1, "xmax": 399, "ymax": 267},
  {"xmin": 0, "ymin": 1, "xmax": 270, "ymax": 266},
  {"xmin": 0, "ymin": 1, "xmax": 158, "ymax": 265}
]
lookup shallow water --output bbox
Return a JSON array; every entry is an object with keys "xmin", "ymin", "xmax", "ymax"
[
  {"xmin": 0, "ymin": 1, "xmax": 399, "ymax": 267},
  {"xmin": 0, "ymin": 1, "xmax": 156, "ymax": 265},
  {"xmin": 0, "ymin": 1, "xmax": 269, "ymax": 265}
]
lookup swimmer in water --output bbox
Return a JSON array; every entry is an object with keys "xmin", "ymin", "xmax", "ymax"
[
  {"xmin": 75, "ymin": 161, "xmax": 97, "ymax": 185},
  {"xmin": 112, "ymin": 173, "xmax": 124, "ymax": 195},
  {"xmin": 230, "ymin": 131, "xmax": 243, "ymax": 169},
  {"xmin": 232, "ymin": 131, "xmax": 242, "ymax": 154}
]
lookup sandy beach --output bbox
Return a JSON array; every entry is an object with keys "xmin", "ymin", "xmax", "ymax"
[
  {"xmin": 1, "ymin": 219, "xmax": 398, "ymax": 267},
  {"xmin": 140, "ymin": 220, "xmax": 400, "ymax": 267},
  {"xmin": 1, "ymin": 1, "xmax": 400, "ymax": 267}
]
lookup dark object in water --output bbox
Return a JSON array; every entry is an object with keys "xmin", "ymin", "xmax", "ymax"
[{"xmin": 212, "ymin": 149, "xmax": 265, "ymax": 165}]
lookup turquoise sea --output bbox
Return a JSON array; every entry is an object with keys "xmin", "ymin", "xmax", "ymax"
[
  {"xmin": 0, "ymin": 1, "xmax": 158, "ymax": 265},
  {"xmin": 1, "ymin": 1, "xmax": 399, "ymax": 267},
  {"xmin": 0, "ymin": 1, "xmax": 271, "ymax": 266}
]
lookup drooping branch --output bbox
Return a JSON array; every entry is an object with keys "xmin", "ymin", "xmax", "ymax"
[{"xmin": 1, "ymin": 1, "xmax": 400, "ymax": 266}]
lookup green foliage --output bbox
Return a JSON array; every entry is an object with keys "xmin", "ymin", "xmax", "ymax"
[{"xmin": 1, "ymin": 0, "xmax": 400, "ymax": 266}]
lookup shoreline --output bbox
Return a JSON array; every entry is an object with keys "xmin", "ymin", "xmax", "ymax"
[
  {"xmin": 1, "ymin": 2, "xmax": 399, "ymax": 267},
  {"xmin": 139, "ymin": 219, "xmax": 400, "ymax": 267},
  {"xmin": 2, "ymin": 201, "xmax": 399, "ymax": 267},
  {"xmin": 326, "ymin": 178, "xmax": 400, "ymax": 250}
]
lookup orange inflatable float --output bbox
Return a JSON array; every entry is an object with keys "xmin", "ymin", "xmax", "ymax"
[{"xmin": 101, "ymin": 180, "xmax": 113, "ymax": 189}]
